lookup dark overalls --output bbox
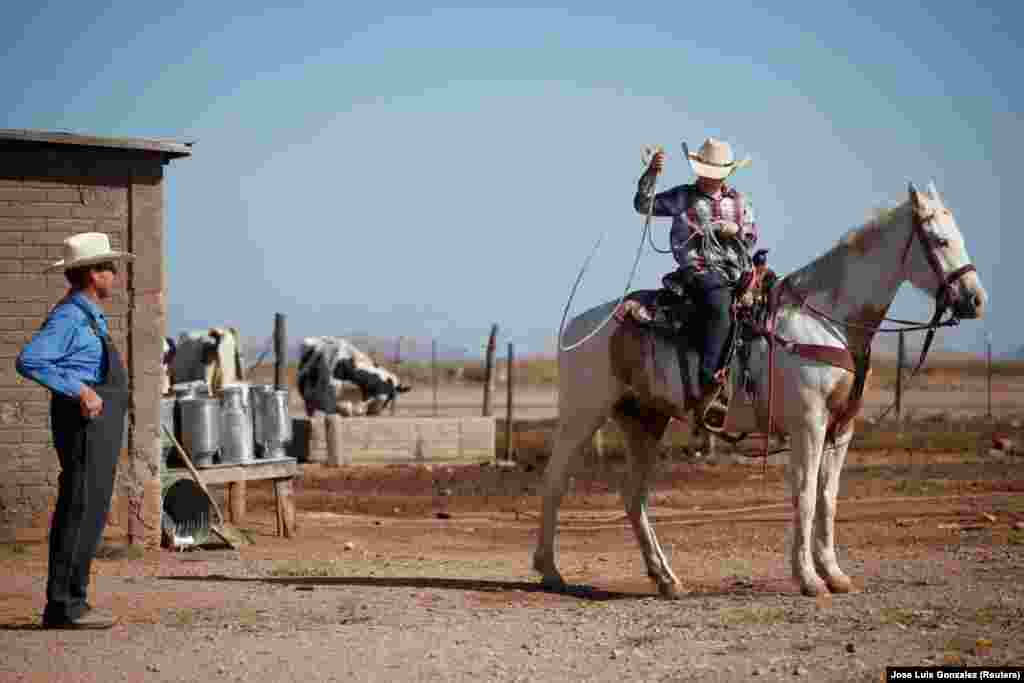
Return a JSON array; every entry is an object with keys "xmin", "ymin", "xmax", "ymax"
[{"xmin": 43, "ymin": 299, "xmax": 129, "ymax": 624}]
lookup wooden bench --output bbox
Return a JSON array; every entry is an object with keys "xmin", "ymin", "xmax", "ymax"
[{"xmin": 161, "ymin": 458, "xmax": 299, "ymax": 537}]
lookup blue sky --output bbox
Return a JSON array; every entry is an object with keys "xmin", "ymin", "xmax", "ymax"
[{"xmin": 3, "ymin": 1, "xmax": 1020, "ymax": 357}]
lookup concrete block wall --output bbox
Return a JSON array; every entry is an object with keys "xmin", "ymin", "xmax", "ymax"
[
  {"xmin": 291, "ymin": 416, "xmax": 496, "ymax": 465},
  {"xmin": 0, "ymin": 143, "xmax": 169, "ymax": 545}
]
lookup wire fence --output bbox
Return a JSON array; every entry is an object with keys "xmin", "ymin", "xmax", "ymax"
[{"xmin": 237, "ymin": 314, "xmax": 1022, "ymax": 466}]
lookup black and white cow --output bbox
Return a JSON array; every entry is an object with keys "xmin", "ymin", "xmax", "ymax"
[
  {"xmin": 170, "ymin": 327, "xmax": 245, "ymax": 395},
  {"xmin": 297, "ymin": 336, "xmax": 411, "ymax": 417},
  {"xmin": 161, "ymin": 336, "xmax": 176, "ymax": 395}
]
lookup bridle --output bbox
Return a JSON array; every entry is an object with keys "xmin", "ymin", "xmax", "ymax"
[
  {"xmin": 892, "ymin": 203, "xmax": 976, "ymax": 374},
  {"xmin": 740, "ymin": 198, "xmax": 978, "ymax": 455},
  {"xmin": 776, "ymin": 201, "xmax": 976, "ymax": 377}
]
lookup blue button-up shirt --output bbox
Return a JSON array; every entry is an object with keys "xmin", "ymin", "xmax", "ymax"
[{"xmin": 16, "ymin": 292, "xmax": 108, "ymax": 399}]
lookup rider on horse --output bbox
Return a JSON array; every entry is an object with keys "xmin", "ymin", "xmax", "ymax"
[{"xmin": 633, "ymin": 137, "xmax": 758, "ymax": 431}]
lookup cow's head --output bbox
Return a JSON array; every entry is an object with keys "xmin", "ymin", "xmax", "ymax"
[
  {"xmin": 296, "ymin": 336, "xmax": 412, "ymax": 417},
  {"xmin": 339, "ymin": 362, "xmax": 411, "ymax": 414}
]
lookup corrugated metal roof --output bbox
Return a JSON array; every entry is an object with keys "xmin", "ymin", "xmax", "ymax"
[{"xmin": 0, "ymin": 129, "xmax": 193, "ymax": 158}]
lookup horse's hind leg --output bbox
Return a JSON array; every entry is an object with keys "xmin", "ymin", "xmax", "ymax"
[
  {"xmin": 533, "ymin": 410, "xmax": 607, "ymax": 590},
  {"xmin": 813, "ymin": 433, "xmax": 855, "ymax": 593},
  {"xmin": 616, "ymin": 410, "xmax": 683, "ymax": 599}
]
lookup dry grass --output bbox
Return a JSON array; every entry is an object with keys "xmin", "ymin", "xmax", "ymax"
[
  {"xmin": 879, "ymin": 607, "xmax": 918, "ymax": 627},
  {"xmin": 267, "ymin": 557, "xmax": 523, "ymax": 580},
  {"xmin": 0, "ymin": 543, "xmax": 28, "ymax": 560},
  {"xmin": 501, "ymin": 414, "xmax": 1021, "ymax": 465},
  {"xmin": 891, "ymin": 479, "xmax": 946, "ymax": 497}
]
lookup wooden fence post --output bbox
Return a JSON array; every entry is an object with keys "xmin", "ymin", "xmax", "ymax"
[
  {"xmin": 274, "ymin": 313, "xmax": 287, "ymax": 391},
  {"xmin": 391, "ymin": 336, "xmax": 403, "ymax": 416},
  {"xmin": 432, "ymin": 338, "xmax": 439, "ymax": 418},
  {"xmin": 896, "ymin": 330, "xmax": 904, "ymax": 426},
  {"xmin": 483, "ymin": 324, "xmax": 498, "ymax": 417},
  {"xmin": 986, "ymin": 332, "xmax": 993, "ymax": 421},
  {"xmin": 505, "ymin": 342, "xmax": 515, "ymax": 461}
]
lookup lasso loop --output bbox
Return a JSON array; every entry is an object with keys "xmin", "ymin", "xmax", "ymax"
[{"xmin": 558, "ymin": 146, "xmax": 663, "ymax": 352}]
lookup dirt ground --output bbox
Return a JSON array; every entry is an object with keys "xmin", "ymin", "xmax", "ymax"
[{"xmin": 2, "ymin": 447, "xmax": 1023, "ymax": 682}]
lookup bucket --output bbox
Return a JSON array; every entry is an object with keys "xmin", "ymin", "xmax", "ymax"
[
  {"xmin": 252, "ymin": 386, "xmax": 292, "ymax": 459},
  {"xmin": 220, "ymin": 383, "xmax": 254, "ymax": 464},
  {"xmin": 263, "ymin": 388, "xmax": 292, "ymax": 460},
  {"xmin": 179, "ymin": 396, "xmax": 220, "ymax": 467},
  {"xmin": 251, "ymin": 384, "xmax": 273, "ymax": 458}
]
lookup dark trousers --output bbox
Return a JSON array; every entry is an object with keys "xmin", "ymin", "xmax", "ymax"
[
  {"xmin": 44, "ymin": 398, "xmax": 119, "ymax": 622},
  {"xmin": 685, "ymin": 270, "xmax": 733, "ymax": 386}
]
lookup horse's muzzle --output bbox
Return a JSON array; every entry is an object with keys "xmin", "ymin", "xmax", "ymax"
[{"xmin": 952, "ymin": 286, "xmax": 986, "ymax": 319}]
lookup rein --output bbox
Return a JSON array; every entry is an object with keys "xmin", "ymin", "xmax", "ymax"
[{"xmin": 733, "ymin": 201, "xmax": 976, "ymax": 459}]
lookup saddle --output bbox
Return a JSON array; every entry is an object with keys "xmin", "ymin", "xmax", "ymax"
[{"xmin": 615, "ymin": 251, "xmax": 776, "ymax": 431}]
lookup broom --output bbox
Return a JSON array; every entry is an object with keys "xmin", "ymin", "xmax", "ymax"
[{"xmin": 162, "ymin": 424, "xmax": 240, "ymax": 549}]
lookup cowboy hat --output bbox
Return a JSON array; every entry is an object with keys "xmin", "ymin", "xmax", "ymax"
[
  {"xmin": 45, "ymin": 232, "xmax": 134, "ymax": 273},
  {"xmin": 682, "ymin": 137, "xmax": 752, "ymax": 180}
]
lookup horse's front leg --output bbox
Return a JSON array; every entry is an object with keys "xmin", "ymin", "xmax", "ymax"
[
  {"xmin": 788, "ymin": 422, "xmax": 829, "ymax": 597},
  {"xmin": 616, "ymin": 412, "xmax": 683, "ymax": 599},
  {"xmin": 813, "ymin": 432, "xmax": 855, "ymax": 593},
  {"xmin": 533, "ymin": 412, "xmax": 606, "ymax": 590}
]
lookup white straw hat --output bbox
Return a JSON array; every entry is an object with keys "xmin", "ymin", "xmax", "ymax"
[
  {"xmin": 683, "ymin": 137, "xmax": 752, "ymax": 180},
  {"xmin": 45, "ymin": 232, "xmax": 134, "ymax": 273}
]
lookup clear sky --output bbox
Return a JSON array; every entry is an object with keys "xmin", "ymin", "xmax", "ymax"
[{"xmin": 3, "ymin": 1, "xmax": 1020, "ymax": 357}]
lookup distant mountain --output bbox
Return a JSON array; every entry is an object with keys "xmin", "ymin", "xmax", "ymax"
[{"xmin": 1006, "ymin": 344, "xmax": 1024, "ymax": 360}]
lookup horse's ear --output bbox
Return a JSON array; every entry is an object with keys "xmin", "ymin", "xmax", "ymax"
[
  {"xmin": 926, "ymin": 179, "xmax": 946, "ymax": 207},
  {"xmin": 909, "ymin": 181, "xmax": 927, "ymax": 210}
]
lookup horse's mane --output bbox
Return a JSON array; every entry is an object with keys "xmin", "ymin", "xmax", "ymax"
[{"xmin": 784, "ymin": 201, "xmax": 911, "ymax": 293}]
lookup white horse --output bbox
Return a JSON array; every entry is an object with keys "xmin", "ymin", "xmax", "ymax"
[{"xmin": 534, "ymin": 182, "xmax": 987, "ymax": 598}]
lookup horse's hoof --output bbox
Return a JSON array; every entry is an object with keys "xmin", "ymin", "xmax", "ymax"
[
  {"xmin": 540, "ymin": 575, "xmax": 567, "ymax": 592},
  {"xmin": 826, "ymin": 574, "xmax": 854, "ymax": 594},
  {"xmin": 800, "ymin": 579, "xmax": 829, "ymax": 597},
  {"xmin": 658, "ymin": 580, "xmax": 687, "ymax": 600}
]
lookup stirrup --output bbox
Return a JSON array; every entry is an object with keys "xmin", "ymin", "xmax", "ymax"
[{"xmin": 696, "ymin": 371, "xmax": 730, "ymax": 434}]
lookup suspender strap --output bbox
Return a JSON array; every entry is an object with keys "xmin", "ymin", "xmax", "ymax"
[
  {"xmin": 66, "ymin": 297, "xmax": 106, "ymax": 340},
  {"xmin": 66, "ymin": 296, "xmax": 109, "ymax": 381}
]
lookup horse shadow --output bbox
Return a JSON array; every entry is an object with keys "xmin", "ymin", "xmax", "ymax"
[
  {"xmin": 0, "ymin": 577, "xmax": 796, "ymax": 630},
  {"xmin": 158, "ymin": 573, "xmax": 643, "ymax": 601},
  {"xmin": 158, "ymin": 573, "xmax": 789, "ymax": 601}
]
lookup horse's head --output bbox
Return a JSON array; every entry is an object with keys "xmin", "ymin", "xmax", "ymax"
[{"xmin": 905, "ymin": 181, "xmax": 987, "ymax": 320}]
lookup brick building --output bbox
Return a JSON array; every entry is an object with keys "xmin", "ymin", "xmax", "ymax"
[{"xmin": 0, "ymin": 130, "xmax": 191, "ymax": 546}]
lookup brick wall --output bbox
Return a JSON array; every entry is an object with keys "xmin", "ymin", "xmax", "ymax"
[{"xmin": 0, "ymin": 142, "xmax": 169, "ymax": 545}]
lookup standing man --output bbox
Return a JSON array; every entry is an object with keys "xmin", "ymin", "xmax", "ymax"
[
  {"xmin": 16, "ymin": 232, "xmax": 133, "ymax": 629},
  {"xmin": 634, "ymin": 137, "xmax": 758, "ymax": 432}
]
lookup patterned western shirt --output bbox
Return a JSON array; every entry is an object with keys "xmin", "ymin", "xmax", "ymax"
[{"xmin": 635, "ymin": 172, "xmax": 758, "ymax": 282}]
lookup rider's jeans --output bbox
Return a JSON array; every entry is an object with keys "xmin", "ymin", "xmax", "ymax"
[{"xmin": 685, "ymin": 270, "xmax": 732, "ymax": 386}]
